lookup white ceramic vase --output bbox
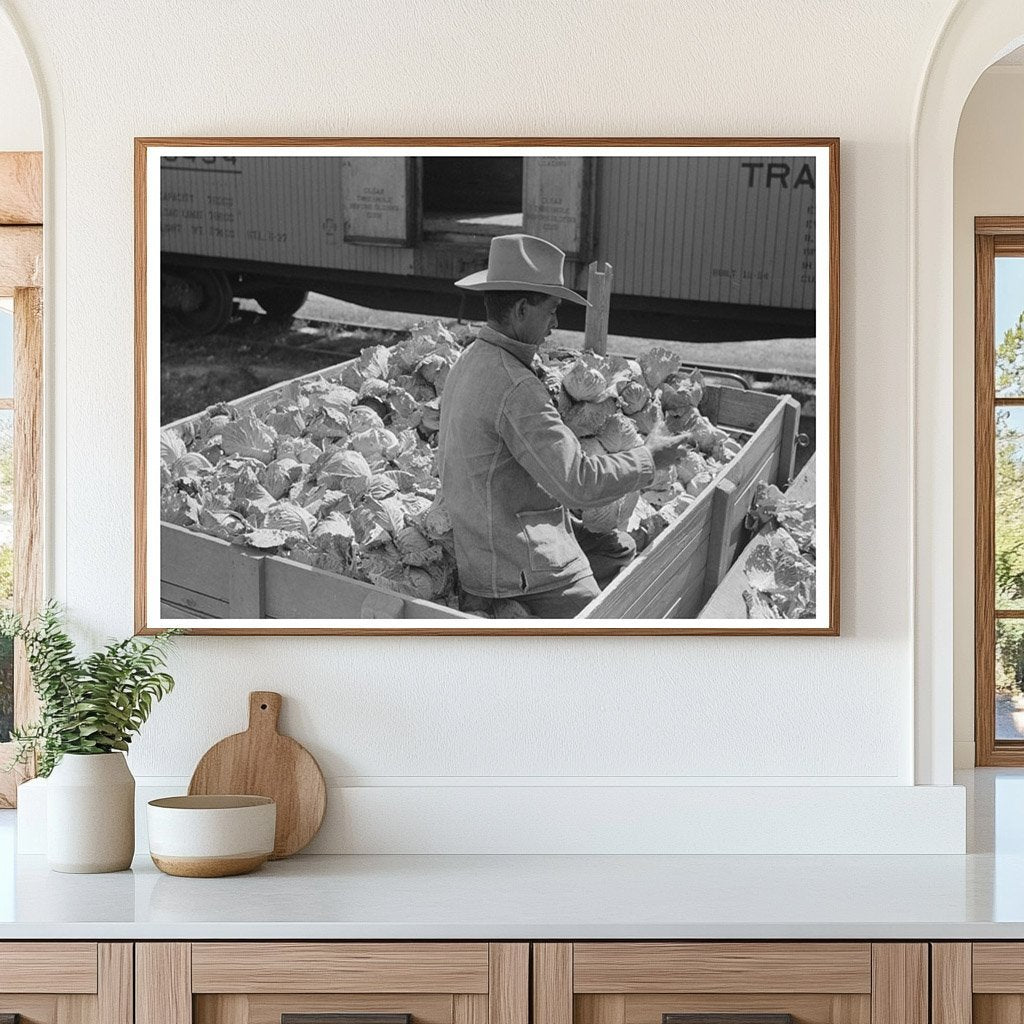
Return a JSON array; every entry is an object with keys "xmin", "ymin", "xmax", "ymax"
[{"xmin": 46, "ymin": 752, "xmax": 135, "ymax": 873}]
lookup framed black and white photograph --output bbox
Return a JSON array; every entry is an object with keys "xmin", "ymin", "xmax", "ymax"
[{"xmin": 135, "ymin": 138, "xmax": 839, "ymax": 635}]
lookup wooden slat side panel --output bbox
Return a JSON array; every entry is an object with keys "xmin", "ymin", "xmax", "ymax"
[
  {"xmin": 870, "ymin": 945, "xmax": 927, "ymax": 1024},
  {"xmin": 161, "ymin": 523, "xmax": 233, "ymax": 599},
  {"xmin": 261, "ymin": 555, "xmax": 470, "ymax": 621},
  {"xmin": 136, "ymin": 943, "xmax": 191, "ymax": 1024},
  {"xmin": 489, "ymin": 944, "xmax": 528, "ymax": 1024},
  {"xmin": 191, "ymin": 943, "xmax": 489, "ymax": 994},
  {"xmin": 711, "ymin": 388, "xmax": 781, "ymax": 432},
  {"xmin": 242, "ymin": 994, "xmax": 453, "ymax": 1024},
  {"xmin": 0, "ymin": 943, "xmax": 97, "ymax": 994},
  {"xmin": 931, "ymin": 944, "xmax": 971, "ymax": 1024},
  {"xmin": 572, "ymin": 943, "xmax": 871, "ymax": 994},
  {"xmin": 0, "ymin": 226, "xmax": 42, "ymax": 294},
  {"xmin": 0, "ymin": 152, "xmax": 43, "ymax": 224},
  {"xmin": 534, "ymin": 945, "xmax": 572, "ymax": 1024},
  {"xmin": 582, "ymin": 486, "xmax": 715, "ymax": 618},
  {"xmin": 622, "ymin": 993, "xmax": 869, "ymax": 1024},
  {"xmin": 98, "ymin": 944, "xmax": 133, "ymax": 1024},
  {"xmin": 972, "ymin": 945, "xmax": 1024, "ymax": 993}
]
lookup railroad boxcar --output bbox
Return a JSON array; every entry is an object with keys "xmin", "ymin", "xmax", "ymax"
[{"xmin": 159, "ymin": 153, "xmax": 816, "ymax": 339}]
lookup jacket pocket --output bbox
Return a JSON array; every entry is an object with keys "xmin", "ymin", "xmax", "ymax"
[{"xmin": 515, "ymin": 507, "xmax": 575, "ymax": 575}]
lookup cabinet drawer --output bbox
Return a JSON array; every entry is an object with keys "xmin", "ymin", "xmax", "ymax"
[
  {"xmin": 0, "ymin": 942, "xmax": 98, "ymax": 993},
  {"xmin": 571, "ymin": 944, "xmax": 872, "ymax": 994},
  {"xmin": 534, "ymin": 944, "xmax": 925, "ymax": 1024},
  {"xmin": 139, "ymin": 943, "xmax": 528, "ymax": 1024},
  {"xmin": 191, "ymin": 943, "xmax": 491, "ymax": 993},
  {"xmin": 0, "ymin": 943, "xmax": 130, "ymax": 1024}
]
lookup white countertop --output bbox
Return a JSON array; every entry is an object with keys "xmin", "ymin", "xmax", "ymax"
[
  {"xmin": 0, "ymin": 849, "xmax": 1020, "ymax": 940},
  {"xmin": 1, "ymin": 769, "xmax": 1022, "ymax": 941}
]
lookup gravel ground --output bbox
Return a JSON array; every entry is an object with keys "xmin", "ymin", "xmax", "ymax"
[
  {"xmin": 162, "ymin": 293, "xmax": 817, "ymax": 425},
  {"xmin": 288, "ymin": 294, "xmax": 817, "ymax": 378}
]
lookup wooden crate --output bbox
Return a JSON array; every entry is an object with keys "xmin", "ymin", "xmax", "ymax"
[
  {"xmin": 698, "ymin": 453, "xmax": 816, "ymax": 621},
  {"xmin": 160, "ymin": 366, "xmax": 799, "ymax": 621},
  {"xmin": 579, "ymin": 386, "xmax": 800, "ymax": 619}
]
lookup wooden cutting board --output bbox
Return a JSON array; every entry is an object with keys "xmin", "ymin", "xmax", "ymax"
[{"xmin": 188, "ymin": 691, "xmax": 326, "ymax": 859}]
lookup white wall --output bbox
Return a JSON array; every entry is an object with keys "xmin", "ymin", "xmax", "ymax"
[
  {"xmin": 0, "ymin": 8, "xmax": 39, "ymax": 151},
  {"xmin": 952, "ymin": 66, "xmax": 1024, "ymax": 767},
  {"xmin": 0, "ymin": 0, "xmax": 976, "ymax": 852}
]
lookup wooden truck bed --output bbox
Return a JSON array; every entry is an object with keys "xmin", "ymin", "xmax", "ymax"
[{"xmin": 160, "ymin": 360, "xmax": 800, "ymax": 621}]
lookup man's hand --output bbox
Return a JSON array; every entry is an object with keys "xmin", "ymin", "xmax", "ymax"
[{"xmin": 644, "ymin": 419, "xmax": 690, "ymax": 470}]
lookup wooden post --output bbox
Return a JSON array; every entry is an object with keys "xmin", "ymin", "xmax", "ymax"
[
  {"xmin": 583, "ymin": 260, "xmax": 613, "ymax": 355},
  {"xmin": 701, "ymin": 479, "xmax": 740, "ymax": 604},
  {"xmin": 776, "ymin": 396, "xmax": 801, "ymax": 489}
]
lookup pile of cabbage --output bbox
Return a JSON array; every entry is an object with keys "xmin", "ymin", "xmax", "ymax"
[
  {"xmin": 159, "ymin": 321, "xmax": 744, "ymax": 613},
  {"xmin": 540, "ymin": 346, "xmax": 742, "ymax": 539},
  {"xmin": 740, "ymin": 482, "xmax": 817, "ymax": 619}
]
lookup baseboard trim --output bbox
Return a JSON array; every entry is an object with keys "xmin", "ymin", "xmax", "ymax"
[{"xmin": 17, "ymin": 778, "xmax": 967, "ymax": 856}]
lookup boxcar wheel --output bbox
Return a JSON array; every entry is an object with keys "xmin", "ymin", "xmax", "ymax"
[
  {"xmin": 176, "ymin": 269, "xmax": 234, "ymax": 335},
  {"xmin": 255, "ymin": 287, "xmax": 309, "ymax": 319}
]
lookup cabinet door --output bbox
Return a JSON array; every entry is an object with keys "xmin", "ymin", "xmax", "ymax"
[
  {"xmin": 533, "ymin": 944, "xmax": 927, "ymax": 1024},
  {"xmin": 137, "ymin": 943, "xmax": 527, "ymax": 1024},
  {"xmin": 0, "ymin": 943, "xmax": 131, "ymax": 1024},
  {"xmin": 948, "ymin": 943, "xmax": 1024, "ymax": 1024}
]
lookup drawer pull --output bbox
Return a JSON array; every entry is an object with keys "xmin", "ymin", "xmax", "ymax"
[
  {"xmin": 283, "ymin": 1016, "xmax": 411, "ymax": 1024},
  {"xmin": 665, "ymin": 1016, "xmax": 794, "ymax": 1024}
]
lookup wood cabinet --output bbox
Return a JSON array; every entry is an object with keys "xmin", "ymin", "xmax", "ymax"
[
  {"xmin": 0, "ymin": 939, "xmax": 959, "ymax": 1024},
  {"xmin": 0, "ymin": 943, "xmax": 132, "ymax": 1024}
]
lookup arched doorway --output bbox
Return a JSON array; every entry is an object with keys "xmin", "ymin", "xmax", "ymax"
[{"xmin": 914, "ymin": 2, "xmax": 1024, "ymax": 784}]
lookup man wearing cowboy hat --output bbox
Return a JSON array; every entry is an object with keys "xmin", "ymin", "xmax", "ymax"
[{"xmin": 438, "ymin": 233, "xmax": 687, "ymax": 618}]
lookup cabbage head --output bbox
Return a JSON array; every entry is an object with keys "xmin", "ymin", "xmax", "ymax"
[
  {"xmin": 562, "ymin": 359, "xmax": 609, "ymax": 402},
  {"xmin": 563, "ymin": 398, "xmax": 615, "ymax": 438},
  {"xmin": 617, "ymin": 380, "xmax": 650, "ymax": 415},
  {"xmin": 160, "ymin": 429, "xmax": 187, "ymax": 467},
  {"xmin": 639, "ymin": 347, "xmax": 682, "ymax": 388},
  {"xmin": 221, "ymin": 412, "xmax": 277, "ymax": 463},
  {"xmin": 264, "ymin": 501, "xmax": 316, "ymax": 538},
  {"xmin": 598, "ymin": 413, "xmax": 642, "ymax": 453}
]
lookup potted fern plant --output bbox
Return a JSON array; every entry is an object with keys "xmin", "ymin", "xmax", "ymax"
[{"xmin": 2, "ymin": 603, "xmax": 179, "ymax": 873}]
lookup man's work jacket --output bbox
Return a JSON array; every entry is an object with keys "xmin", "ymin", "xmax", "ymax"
[{"xmin": 437, "ymin": 325, "xmax": 655, "ymax": 599}]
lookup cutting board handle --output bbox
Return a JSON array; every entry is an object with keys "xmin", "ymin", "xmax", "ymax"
[{"xmin": 248, "ymin": 691, "xmax": 282, "ymax": 734}]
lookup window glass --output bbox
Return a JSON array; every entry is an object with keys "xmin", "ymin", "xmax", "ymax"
[
  {"xmin": 996, "ymin": 257, "xmax": 1024, "ymax": 397},
  {"xmin": 996, "ymin": 407, "xmax": 1024, "ymax": 610},
  {"xmin": 997, "ymin": 620, "xmax": 1024, "ymax": 740}
]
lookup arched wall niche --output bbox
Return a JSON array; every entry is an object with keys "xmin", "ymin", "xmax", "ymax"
[{"xmin": 914, "ymin": 1, "xmax": 1024, "ymax": 784}]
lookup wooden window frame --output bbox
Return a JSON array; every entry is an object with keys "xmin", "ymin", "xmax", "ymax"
[{"xmin": 0, "ymin": 151, "xmax": 43, "ymax": 806}]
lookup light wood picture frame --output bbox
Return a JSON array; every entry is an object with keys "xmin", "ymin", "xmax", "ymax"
[{"xmin": 136, "ymin": 137, "xmax": 839, "ymax": 636}]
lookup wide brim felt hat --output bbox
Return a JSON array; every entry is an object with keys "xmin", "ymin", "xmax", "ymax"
[{"xmin": 454, "ymin": 233, "xmax": 591, "ymax": 307}]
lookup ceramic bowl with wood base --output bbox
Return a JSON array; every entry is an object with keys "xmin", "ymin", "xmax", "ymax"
[{"xmin": 147, "ymin": 795, "xmax": 276, "ymax": 877}]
